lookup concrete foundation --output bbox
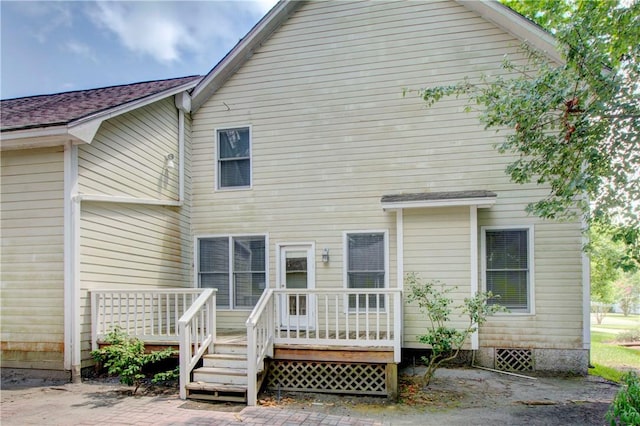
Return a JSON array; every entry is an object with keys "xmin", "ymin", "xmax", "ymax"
[
  {"xmin": 0, "ymin": 367, "xmax": 71, "ymax": 382},
  {"xmin": 474, "ymin": 347, "xmax": 589, "ymax": 375}
]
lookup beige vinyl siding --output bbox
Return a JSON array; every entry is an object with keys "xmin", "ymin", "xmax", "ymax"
[
  {"xmin": 79, "ymin": 98, "xmax": 180, "ymax": 200},
  {"xmin": 191, "ymin": 0, "xmax": 584, "ymax": 346},
  {"xmin": 1, "ymin": 147, "xmax": 65, "ymax": 370},
  {"xmin": 402, "ymin": 207, "xmax": 472, "ymax": 347},
  {"xmin": 77, "ymin": 101, "xmax": 192, "ymax": 364},
  {"xmin": 478, "ymin": 203, "xmax": 584, "ymax": 349}
]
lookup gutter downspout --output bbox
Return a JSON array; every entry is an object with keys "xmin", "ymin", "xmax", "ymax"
[{"xmin": 175, "ymin": 91, "xmax": 190, "ymax": 206}]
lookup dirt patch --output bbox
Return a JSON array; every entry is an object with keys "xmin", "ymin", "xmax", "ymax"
[
  {"xmin": 1, "ymin": 367, "xmax": 621, "ymax": 426},
  {"xmin": 258, "ymin": 367, "xmax": 620, "ymax": 425}
]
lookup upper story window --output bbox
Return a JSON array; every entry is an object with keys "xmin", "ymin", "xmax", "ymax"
[
  {"xmin": 483, "ymin": 226, "xmax": 534, "ymax": 313},
  {"xmin": 345, "ymin": 231, "xmax": 388, "ymax": 309},
  {"xmin": 217, "ymin": 127, "xmax": 251, "ymax": 189}
]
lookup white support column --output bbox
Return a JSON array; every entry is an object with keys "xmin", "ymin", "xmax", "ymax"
[
  {"xmin": 396, "ymin": 209, "xmax": 404, "ymax": 290},
  {"xmin": 582, "ymin": 218, "xmax": 591, "ymax": 350},
  {"xmin": 64, "ymin": 142, "xmax": 81, "ymax": 381},
  {"xmin": 469, "ymin": 205, "xmax": 479, "ymax": 350},
  {"xmin": 395, "ymin": 209, "xmax": 404, "ymax": 349}
]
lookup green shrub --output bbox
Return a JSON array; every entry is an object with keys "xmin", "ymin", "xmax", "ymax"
[
  {"xmin": 607, "ymin": 372, "xmax": 640, "ymax": 425},
  {"xmin": 615, "ymin": 328, "xmax": 640, "ymax": 343},
  {"xmin": 91, "ymin": 327, "xmax": 177, "ymax": 394},
  {"xmin": 405, "ymin": 273, "xmax": 506, "ymax": 386}
]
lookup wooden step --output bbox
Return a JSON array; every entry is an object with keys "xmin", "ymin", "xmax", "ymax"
[
  {"xmin": 193, "ymin": 367, "xmax": 248, "ymax": 385},
  {"xmin": 213, "ymin": 342, "xmax": 247, "ymax": 355},
  {"xmin": 185, "ymin": 382, "xmax": 247, "ymax": 403},
  {"xmin": 203, "ymin": 353, "xmax": 247, "ymax": 369}
]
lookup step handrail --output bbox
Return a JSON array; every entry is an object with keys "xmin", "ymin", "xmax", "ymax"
[
  {"xmin": 178, "ymin": 288, "xmax": 217, "ymax": 400},
  {"xmin": 245, "ymin": 288, "xmax": 275, "ymax": 406}
]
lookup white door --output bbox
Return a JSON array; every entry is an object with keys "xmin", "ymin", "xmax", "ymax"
[{"xmin": 278, "ymin": 244, "xmax": 315, "ymax": 329}]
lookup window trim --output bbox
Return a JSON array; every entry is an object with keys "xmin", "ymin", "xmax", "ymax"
[
  {"xmin": 480, "ymin": 225, "xmax": 535, "ymax": 315},
  {"xmin": 215, "ymin": 125, "xmax": 252, "ymax": 191},
  {"xmin": 194, "ymin": 233, "xmax": 269, "ymax": 311},
  {"xmin": 342, "ymin": 230, "xmax": 390, "ymax": 291}
]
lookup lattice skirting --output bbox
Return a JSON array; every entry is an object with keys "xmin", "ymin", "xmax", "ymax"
[
  {"xmin": 495, "ymin": 348, "xmax": 534, "ymax": 371},
  {"xmin": 267, "ymin": 360, "xmax": 388, "ymax": 396}
]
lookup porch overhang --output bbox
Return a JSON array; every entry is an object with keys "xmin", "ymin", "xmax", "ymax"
[{"xmin": 381, "ymin": 190, "xmax": 497, "ymax": 210}]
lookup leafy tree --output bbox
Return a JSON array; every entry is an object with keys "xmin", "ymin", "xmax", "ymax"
[
  {"xmin": 591, "ymin": 223, "xmax": 628, "ymax": 303},
  {"xmin": 614, "ymin": 270, "xmax": 640, "ymax": 316},
  {"xmin": 411, "ymin": 0, "xmax": 639, "ymax": 260},
  {"xmin": 405, "ymin": 273, "xmax": 505, "ymax": 386}
]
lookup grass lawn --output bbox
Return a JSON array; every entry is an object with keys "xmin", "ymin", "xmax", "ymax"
[{"xmin": 589, "ymin": 314, "xmax": 640, "ymax": 382}]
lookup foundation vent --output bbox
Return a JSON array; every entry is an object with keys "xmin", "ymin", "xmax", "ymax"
[
  {"xmin": 267, "ymin": 361, "xmax": 387, "ymax": 395},
  {"xmin": 495, "ymin": 348, "xmax": 534, "ymax": 372}
]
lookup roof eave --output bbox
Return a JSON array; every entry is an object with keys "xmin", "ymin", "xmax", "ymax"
[
  {"xmin": 0, "ymin": 126, "xmax": 81, "ymax": 151},
  {"xmin": 455, "ymin": 0, "xmax": 563, "ymax": 65},
  {"xmin": 190, "ymin": 0, "xmax": 303, "ymax": 113},
  {"xmin": 382, "ymin": 197, "xmax": 497, "ymax": 211},
  {"xmin": 67, "ymin": 78, "xmax": 200, "ymax": 143},
  {"xmin": 0, "ymin": 79, "xmax": 199, "ymax": 150}
]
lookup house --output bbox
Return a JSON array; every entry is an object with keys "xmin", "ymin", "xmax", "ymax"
[
  {"xmin": 1, "ymin": 0, "xmax": 589, "ymax": 405},
  {"xmin": 1, "ymin": 76, "xmax": 200, "ymax": 379}
]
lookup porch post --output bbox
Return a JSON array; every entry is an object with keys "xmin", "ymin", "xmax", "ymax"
[{"xmin": 470, "ymin": 205, "xmax": 479, "ymax": 350}]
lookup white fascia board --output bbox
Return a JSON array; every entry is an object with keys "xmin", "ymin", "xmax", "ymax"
[
  {"xmin": 1, "ymin": 80, "xmax": 198, "ymax": 148},
  {"xmin": 68, "ymin": 80, "xmax": 199, "ymax": 143},
  {"xmin": 455, "ymin": 0, "xmax": 563, "ymax": 65},
  {"xmin": 190, "ymin": 0, "xmax": 301, "ymax": 113},
  {"xmin": 382, "ymin": 197, "xmax": 497, "ymax": 210},
  {"xmin": 0, "ymin": 126, "xmax": 80, "ymax": 150}
]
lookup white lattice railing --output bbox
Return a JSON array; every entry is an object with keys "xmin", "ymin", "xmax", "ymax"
[{"xmin": 245, "ymin": 288, "xmax": 402, "ymax": 406}]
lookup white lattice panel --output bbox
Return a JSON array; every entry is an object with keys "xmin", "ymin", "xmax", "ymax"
[
  {"xmin": 267, "ymin": 361, "xmax": 387, "ymax": 396},
  {"xmin": 495, "ymin": 348, "xmax": 533, "ymax": 371}
]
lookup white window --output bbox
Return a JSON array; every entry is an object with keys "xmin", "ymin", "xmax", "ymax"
[
  {"xmin": 197, "ymin": 235, "xmax": 266, "ymax": 309},
  {"xmin": 344, "ymin": 231, "xmax": 388, "ymax": 308},
  {"xmin": 217, "ymin": 127, "xmax": 251, "ymax": 189},
  {"xmin": 482, "ymin": 226, "xmax": 534, "ymax": 313}
]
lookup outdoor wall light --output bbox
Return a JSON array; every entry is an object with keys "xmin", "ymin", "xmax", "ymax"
[
  {"xmin": 165, "ymin": 154, "xmax": 175, "ymax": 170},
  {"xmin": 322, "ymin": 248, "xmax": 330, "ymax": 263}
]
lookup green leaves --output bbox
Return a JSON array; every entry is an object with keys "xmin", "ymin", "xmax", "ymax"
[
  {"xmin": 607, "ymin": 371, "xmax": 640, "ymax": 426},
  {"xmin": 405, "ymin": 273, "xmax": 504, "ymax": 386},
  {"xmin": 413, "ymin": 0, "xmax": 639, "ymax": 261},
  {"xmin": 91, "ymin": 327, "xmax": 177, "ymax": 394}
]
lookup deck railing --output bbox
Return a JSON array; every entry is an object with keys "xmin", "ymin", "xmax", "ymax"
[
  {"xmin": 245, "ymin": 289, "xmax": 276, "ymax": 406},
  {"xmin": 91, "ymin": 288, "xmax": 216, "ymax": 401},
  {"xmin": 245, "ymin": 288, "xmax": 402, "ymax": 406},
  {"xmin": 178, "ymin": 288, "xmax": 216, "ymax": 399},
  {"xmin": 91, "ymin": 289, "xmax": 206, "ymax": 350}
]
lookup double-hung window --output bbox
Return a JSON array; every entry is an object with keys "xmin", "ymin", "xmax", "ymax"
[
  {"xmin": 217, "ymin": 127, "xmax": 251, "ymax": 189},
  {"xmin": 483, "ymin": 226, "xmax": 533, "ymax": 313},
  {"xmin": 345, "ymin": 231, "xmax": 387, "ymax": 309},
  {"xmin": 198, "ymin": 236, "xmax": 266, "ymax": 309}
]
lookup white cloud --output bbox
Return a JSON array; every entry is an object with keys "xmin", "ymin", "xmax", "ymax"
[
  {"xmin": 15, "ymin": 1, "xmax": 73, "ymax": 44},
  {"xmin": 86, "ymin": 1, "xmax": 278, "ymax": 65},
  {"xmin": 65, "ymin": 40, "xmax": 98, "ymax": 63}
]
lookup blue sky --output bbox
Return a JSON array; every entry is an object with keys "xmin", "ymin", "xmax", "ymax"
[{"xmin": 0, "ymin": 0, "xmax": 278, "ymax": 100}]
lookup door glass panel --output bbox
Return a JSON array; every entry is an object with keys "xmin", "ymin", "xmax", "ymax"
[{"xmin": 286, "ymin": 250, "xmax": 307, "ymax": 315}]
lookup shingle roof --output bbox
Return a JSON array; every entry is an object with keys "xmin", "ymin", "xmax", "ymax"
[
  {"xmin": 1, "ymin": 75, "xmax": 201, "ymax": 132},
  {"xmin": 381, "ymin": 190, "xmax": 497, "ymax": 204}
]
